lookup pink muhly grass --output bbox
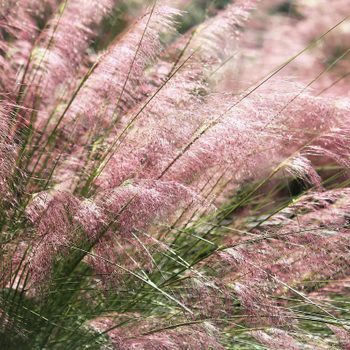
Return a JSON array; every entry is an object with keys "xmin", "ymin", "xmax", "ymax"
[
  {"xmin": 96, "ymin": 75, "xmax": 350, "ymax": 202},
  {"xmin": 63, "ymin": 4, "xmax": 180, "ymax": 141},
  {"xmin": 188, "ymin": 0, "xmax": 259, "ymax": 63},
  {"xmin": 81, "ymin": 179, "xmax": 201, "ymax": 285},
  {"xmin": 0, "ymin": 105, "xmax": 16, "ymax": 200},
  {"xmin": 251, "ymin": 329, "xmax": 300, "ymax": 350},
  {"xmin": 90, "ymin": 1, "xmax": 260, "ymax": 191},
  {"xmin": 231, "ymin": 0, "xmax": 350, "ymax": 94},
  {"xmin": 91, "ymin": 317, "xmax": 225, "ymax": 350},
  {"xmin": 1, "ymin": 1, "xmax": 350, "ymax": 349},
  {"xmin": 26, "ymin": 190, "xmax": 82, "ymax": 285},
  {"xmin": 329, "ymin": 325, "xmax": 350, "ymax": 350},
  {"xmin": 92, "ymin": 180, "xmax": 199, "ymax": 235},
  {"xmin": 95, "ymin": 64, "xmax": 207, "ymax": 189},
  {"xmin": 0, "ymin": 0, "xmax": 59, "ymax": 92},
  {"xmin": 26, "ymin": 0, "xmax": 119, "ymax": 119},
  {"xmin": 173, "ymin": 88, "xmax": 350, "ymax": 185},
  {"xmin": 26, "ymin": 180, "xmax": 200, "ymax": 286},
  {"xmin": 209, "ymin": 188, "xmax": 350, "ymax": 331},
  {"xmin": 44, "ymin": 3, "xmax": 181, "ymax": 190}
]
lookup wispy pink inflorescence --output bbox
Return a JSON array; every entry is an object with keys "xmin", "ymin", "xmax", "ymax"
[
  {"xmin": 0, "ymin": 0, "xmax": 58, "ymax": 92},
  {"xmin": 26, "ymin": 188, "xmax": 112, "ymax": 286},
  {"xmin": 94, "ymin": 180, "xmax": 198, "ymax": 235},
  {"xmin": 230, "ymin": 255, "xmax": 295, "ymax": 327},
  {"xmin": 96, "ymin": 65, "xmax": 207, "ymax": 189},
  {"xmin": 229, "ymin": 0, "xmax": 350, "ymax": 95},
  {"xmin": 91, "ymin": 317, "xmax": 225, "ymax": 350},
  {"xmin": 29, "ymin": 0, "xmax": 118, "ymax": 120},
  {"xmin": 0, "ymin": 0, "xmax": 56, "ymax": 42},
  {"xmin": 205, "ymin": 188, "xmax": 350, "ymax": 332},
  {"xmin": 162, "ymin": 83, "xmax": 350, "ymax": 189},
  {"xmin": 3, "ymin": 1, "xmax": 350, "ymax": 347},
  {"xmin": 26, "ymin": 180, "xmax": 199, "ymax": 286},
  {"xmin": 92, "ymin": 1, "xmax": 262, "ymax": 193},
  {"xmin": 189, "ymin": 0, "xmax": 259, "ymax": 63},
  {"xmin": 329, "ymin": 325, "xmax": 350, "ymax": 350},
  {"xmin": 26, "ymin": 190, "xmax": 82, "ymax": 285},
  {"xmin": 1, "ymin": 241, "xmax": 28, "ymax": 292},
  {"xmin": 48, "ymin": 3, "xmax": 181, "ymax": 190},
  {"xmin": 87, "ymin": 179, "xmax": 200, "ymax": 283},
  {"xmin": 284, "ymin": 155, "xmax": 322, "ymax": 188},
  {"xmin": 52, "ymin": 0, "xmax": 260, "ymax": 192},
  {"xmin": 156, "ymin": 0, "xmax": 259, "ymax": 92},
  {"xmin": 96, "ymin": 79, "xmax": 350, "ymax": 201},
  {"xmin": 0, "ymin": 105, "xmax": 16, "ymax": 200},
  {"xmin": 251, "ymin": 329, "xmax": 300, "ymax": 350},
  {"xmin": 63, "ymin": 4, "xmax": 180, "ymax": 142}
]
